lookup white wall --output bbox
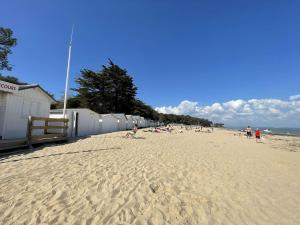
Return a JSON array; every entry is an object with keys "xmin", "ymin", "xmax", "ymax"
[
  {"xmin": 125, "ymin": 115, "xmax": 134, "ymax": 130},
  {"xmin": 140, "ymin": 117, "xmax": 147, "ymax": 128},
  {"xmin": 1, "ymin": 88, "xmax": 52, "ymax": 139},
  {"xmin": 100, "ymin": 114, "xmax": 119, "ymax": 133},
  {"xmin": 50, "ymin": 109, "xmax": 102, "ymax": 137},
  {"xmin": 49, "ymin": 111, "xmax": 73, "ymax": 137},
  {"xmin": 49, "ymin": 109, "xmax": 154, "ymax": 137},
  {"xmin": 112, "ymin": 114, "xmax": 127, "ymax": 131},
  {"xmin": 132, "ymin": 116, "xmax": 141, "ymax": 127},
  {"xmin": 0, "ymin": 92, "xmax": 7, "ymax": 138}
]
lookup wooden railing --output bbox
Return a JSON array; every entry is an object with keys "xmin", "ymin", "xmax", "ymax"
[
  {"xmin": 27, "ymin": 116, "xmax": 69, "ymax": 146},
  {"xmin": 0, "ymin": 116, "xmax": 69, "ymax": 151}
]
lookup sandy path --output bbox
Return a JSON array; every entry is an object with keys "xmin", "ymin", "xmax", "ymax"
[{"xmin": 0, "ymin": 129, "xmax": 299, "ymax": 225}]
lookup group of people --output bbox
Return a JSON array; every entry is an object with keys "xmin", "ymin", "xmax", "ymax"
[
  {"xmin": 245, "ymin": 126, "xmax": 262, "ymax": 142},
  {"xmin": 152, "ymin": 125, "xmax": 174, "ymax": 133},
  {"xmin": 183, "ymin": 125, "xmax": 214, "ymax": 133},
  {"xmin": 125, "ymin": 124, "xmax": 176, "ymax": 138},
  {"xmin": 125, "ymin": 123, "xmax": 218, "ymax": 139}
]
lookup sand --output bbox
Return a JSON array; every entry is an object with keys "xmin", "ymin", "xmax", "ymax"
[{"xmin": 0, "ymin": 128, "xmax": 299, "ymax": 225}]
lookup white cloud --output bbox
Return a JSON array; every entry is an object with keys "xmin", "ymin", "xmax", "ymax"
[
  {"xmin": 290, "ymin": 94, "xmax": 300, "ymax": 101},
  {"xmin": 155, "ymin": 94, "xmax": 300, "ymax": 127}
]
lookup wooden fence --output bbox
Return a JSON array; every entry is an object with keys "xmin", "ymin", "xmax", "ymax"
[
  {"xmin": 0, "ymin": 116, "xmax": 69, "ymax": 151},
  {"xmin": 27, "ymin": 116, "xmax": 69, "ymax": 146}
]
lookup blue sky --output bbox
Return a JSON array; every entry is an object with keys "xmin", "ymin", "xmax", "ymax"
[{"xmin": 1, "ymin": 0, "xmax": 300, "ymax": 126}]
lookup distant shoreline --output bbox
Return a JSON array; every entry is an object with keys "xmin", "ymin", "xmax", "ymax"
[{"xmin": 225, "ymin": 127, "xmax": 300, "ymax": 137}]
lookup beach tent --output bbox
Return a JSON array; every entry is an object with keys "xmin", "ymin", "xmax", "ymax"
[
  {"xmin": 99, "ymin": 114, "xmax": 119, "ymax": 133},
  {"xmin": 125, "ymin": 115, "xmax": 135, "ymax": 130},
  {"xmin": 50, "ymin": 108, "xmax": 101, "ymax": 137},
  {"xmin": 0, "ymin": 82, "xmax": 55, "ymax": 140},
  {"xmin": 112, "ymin": 114, "xmax": 127, "ymax": 131}
]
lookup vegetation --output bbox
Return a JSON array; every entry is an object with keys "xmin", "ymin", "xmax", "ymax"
[
  {"xmin": 158, "ymin": 114, "xmax": 212, "ymax": 127},
  {"xmin": 58, "ymin": 59, "xmax": 212, "ymax": 126},
  {"xmin": 73, "ymin": 59, "xmax": 137, "ymax": 114},
  {"xmin": 0, "ymin": 75, "xmax": 27, "ymax": 84},
  {"xmin": 0, "ymin": 27, "xmax": 25, "ymax": 85},
  {"xmin": 132, "ymin": 99, "xmax": 160, "ymax": 121},
  {"xmin": 0, "ymin": 27, "xmax": 17, "ymax": 73},
  {"xmin": 51, "ymin": 95, "xmax": 81, "ymax": 109},
  {"xmin": 214, "ymin": 123, "xmax": 224, "ymax": 127},
  {"xmin": 1, "ymin": 26, "xmax": 212, "ymax": 126}
]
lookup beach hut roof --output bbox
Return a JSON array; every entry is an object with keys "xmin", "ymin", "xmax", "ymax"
[
  {"xmin": 112, "ymin": 113, "xmax": 127, "ymax": 120},
  {"xmin": 100, "ymin": 114, "xmax": 117, "ymax": 118},
  {"xmin": 19, "ymin": 84, "xmax": 56, "ymax": 103},
  {"xmin": 51, "ymin": 108, "xmax": 99, "ymax": 115}
]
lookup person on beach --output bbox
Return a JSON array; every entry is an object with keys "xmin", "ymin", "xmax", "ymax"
[
  {"xmin": 125, "ymin": 124, "xmax": 138, "ymax": 138},
  {"xmin": 167, "ymin": 125, "xmax": 171, "ymax": 133},
  {"xmin": 255, "ymin": 128, "xmax": 261, "ymax": 142},
  {"xmin": 246, "ymin": 126, "xmax": 252, "ymax": 138}
]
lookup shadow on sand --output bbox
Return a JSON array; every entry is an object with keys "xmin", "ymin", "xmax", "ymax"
[
  {"xmin": 0, "ymin": 135, "xmax": 124, "ymax": 163},
  {"xmin": 0, "ymin": 132, "xmax": 146, "ymax": 162},
  {"xmin": 0, "ymin": 146, "xmax": 121, "ymax": 164},
  {"xmin": 133, "ymin": 137, "xmax": 146, "ymax": 139}
]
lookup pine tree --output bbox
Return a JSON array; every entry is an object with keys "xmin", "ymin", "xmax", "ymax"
[
  {"xmin": 74, "ymin": 59, "xmax": 137, "ymax": 114},
  {"xmin": 0, "ymin": 27, "xmax": 17, "ymax": 73}
]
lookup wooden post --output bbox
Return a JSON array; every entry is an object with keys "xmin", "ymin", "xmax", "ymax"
[
  {"xmin": 26, "ymin": 116, "xmax": 33, "ymax": 149},
  {"xmin": 63, "ymin": 121, "xmax": 68, "ymax": 137},
  {"xmin": 44, "ymin": 120, "xmax": 48, "ymax": 135}
]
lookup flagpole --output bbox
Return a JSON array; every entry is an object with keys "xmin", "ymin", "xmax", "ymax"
[{"xmin": 63, "ymin": 25, "xmax": 74, "ymax": 118}]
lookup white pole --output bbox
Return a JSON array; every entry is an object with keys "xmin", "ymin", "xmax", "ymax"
[{"xmin": 63, "ymin": 25, "xmax": 74, "ymax": 118}]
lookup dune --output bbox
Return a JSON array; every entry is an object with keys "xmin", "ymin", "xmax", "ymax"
[{"xmin": 0, "ymin": 128, "xmax": 299, "ymax": 225}]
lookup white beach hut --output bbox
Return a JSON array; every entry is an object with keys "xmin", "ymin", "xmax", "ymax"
[
  {"xmin": 112, "ymin": 114, "xmax": 127, "ymax": 131},
  {"xmin": 149, "ymin": 120, "xmax": 155, "ymax": 127},
  {"xmin": 0, "ymin": 82, "xmax": 56, "ymax": 140},
  {"xmin": 145, "ymin": 119, "xmax": 151, "ymax": 127},
  {"xmin": 140, "ymin": 117, "xmax": 146, "ymax": 128},
  {"xmin": 132, "ymin": 116, "xmax": 139, "ymax": 126},
  {"xmin": 125, "ymin": 115, "xmax": 135, "ymax": 130},
  {"xmin": 99, "ymin": 114, "xmax": 119, "ymax": 133},
  {"xmin": 50, "ymin": 108, "xmax": 101, "ymax": 137},
  {"xmin": 132, "ymin": 115, "xmax": 141, "ymax": 127}
]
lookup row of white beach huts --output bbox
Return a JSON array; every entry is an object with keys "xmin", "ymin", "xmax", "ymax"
[
  {"xmin": 0, "ymin": 80, "xmax": 158, "ymax": 140},
  {"xmin": 50, "ymin": 108, "xmax": 157, "ymax": 138}
]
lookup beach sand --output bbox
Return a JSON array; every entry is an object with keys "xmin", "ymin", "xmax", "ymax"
[{"xmin": 0, "ymin": 128, "xmax": 299, "ymax": 225}]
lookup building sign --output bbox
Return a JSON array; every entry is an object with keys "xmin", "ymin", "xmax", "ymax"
[{"xmin": 0, "ymin": 80, "xmax": 19, "ymax": 93}]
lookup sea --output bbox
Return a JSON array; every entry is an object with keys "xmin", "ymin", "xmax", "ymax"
[{"xmin": 226, "ymin": 127, "xmax": 300, "ymax": 137}]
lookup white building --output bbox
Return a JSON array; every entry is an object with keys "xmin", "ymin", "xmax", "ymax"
[
  {"xmin": 145, "ymin": 119, "xmax": 151, "ymax": 127},
  {"xmin": 140, "ymin": 117, "xmax": 146, "ymax": 128},
  {"xmin": 50, "ymin": 108, "xmax": 154, "ymax": 138},
  {"xmin": 125, "ymin": 115, "xmax": 135, "ymax": 130},
  {"xmin": 0, "ymin": 82, "xmax": 56, "ymax": 140},
  {"xmin": 50, "ymin": 108, "xmax": 101, "ymax": 137},
  {"xmin": 132, "ymin": 115, "xmax": 142, "ymax": 127},
  {"xmin": 112, "ymin": 113, "xmax": 128, "ymax": 131},
  {"xmin": 99, "ymin": 114, "xmax": 119, "ymax": 134}
]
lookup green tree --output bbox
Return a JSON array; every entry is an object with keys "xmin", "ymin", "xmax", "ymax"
[
  {"xmin": 0, "ymin": 27, "xmax": 17, "ymax": 73},
  {"xmin": 133, "ymin": 99, "xmax": 159, "ymax": 120},
  {"xmin": 157, "ymin": 113, "xmax": 212, "ymax": 126},
  {"xmin": 74, "ymin": 59, "xmax": 137, "ymax": 114},
  {"xmin": 51, "ymin": 95, "xmax": 81, "ymax": 109},
  {"xmin": 0, "ymin": 75, "xmax": 27, "ymax": 84},
  {"xmin": 214, "ymin": 123, "xmax": 224, "ymax": 127}
]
